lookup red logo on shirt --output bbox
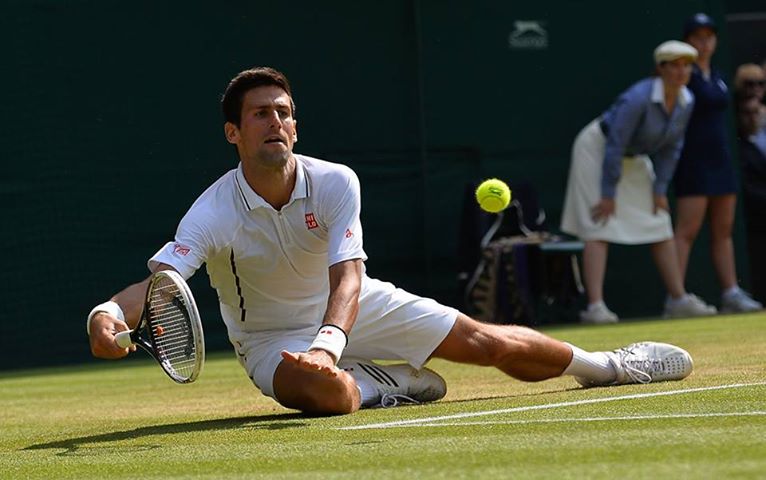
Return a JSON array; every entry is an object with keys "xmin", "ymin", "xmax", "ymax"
[
  {"xmin": 305, "ymin": 213, "xmax": 318, "ymax": 230},
  {"xmin": 173, "ymin": 243, "xmax": 191, "ymax": 256},
  {"xmin": 345, "ymin": 229, "xmax": 354, "ymax": 238}
]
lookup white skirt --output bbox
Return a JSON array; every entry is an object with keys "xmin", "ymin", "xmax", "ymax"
[{"xmin": 560, "ymin": 119, "xmax": 673, "ymax": 244}]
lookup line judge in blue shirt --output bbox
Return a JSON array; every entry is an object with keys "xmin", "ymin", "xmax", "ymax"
[{"xmin": 561, "ymin": 40, "xmax": 718, "ymax": 324}]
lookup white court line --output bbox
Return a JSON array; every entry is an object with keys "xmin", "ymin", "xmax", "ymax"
[
  {"xmin": 339, "ymin": 382, "xmax": 766, "ymax": 430},
  {"xmin": 390, "ymin": 411, "xmax": 766, "ymax": 428}
]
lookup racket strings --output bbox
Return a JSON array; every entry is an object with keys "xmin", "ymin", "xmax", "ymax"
[{"xmin": 147, "ymin": 280, "xmax": 198, "ymax": 378}]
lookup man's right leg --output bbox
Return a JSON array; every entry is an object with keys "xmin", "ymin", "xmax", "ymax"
[
  {"xmin": 235, "ymin": 331, "xmax": 362, "ymax": 415},
  {"xmin": 272, "ymin": 358, "xmax": 361, "ymax": 415},
  {"xmin": 273, "ymin": 355, "xmax": 448, "ymax": 412}
]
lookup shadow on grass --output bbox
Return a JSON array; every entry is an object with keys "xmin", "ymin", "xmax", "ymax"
[
  {"xmin": 438, "ymin": 386, "xmax": 582, "ymax": 406},
  {"xmin": 25, "ymin": 387, "xmax": 585, "ymax": 456},
  {"xmin": 24, "ymin": 412, "xmax": 309, "ymax": 456}
]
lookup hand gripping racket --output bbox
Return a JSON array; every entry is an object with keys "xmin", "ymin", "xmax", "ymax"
[{"xmin": 115, "ymin": 270, "xmax": 205, "ymax": 383}]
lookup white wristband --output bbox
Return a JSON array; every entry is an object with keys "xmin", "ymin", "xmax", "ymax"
[
  {"xmin": 86, "ymin": 301, "xmax": 125, "ymax": 335},
  {"xmin": 308, "ymin": 324, "xmax": 348, "ymax": 364}
]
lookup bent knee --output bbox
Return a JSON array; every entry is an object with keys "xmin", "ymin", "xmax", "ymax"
[
  {"xmin": 273, "ymin": 363, "xmax": 360, "ymax": 415},
  {"xmin": 278, "ymin": 389, "xmax": 358, "ymax": 415}
]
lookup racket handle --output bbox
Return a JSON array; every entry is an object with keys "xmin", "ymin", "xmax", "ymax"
[{"xmin": 115, "ymin": 330, "xmax": 134, "ymax": 349}]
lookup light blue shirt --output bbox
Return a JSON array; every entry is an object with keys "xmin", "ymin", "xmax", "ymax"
[{"xmin": 600, "ymin": 77, "xmax": 694, "ymax": 198}]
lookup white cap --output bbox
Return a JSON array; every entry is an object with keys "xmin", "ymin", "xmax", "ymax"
[{"xmin": 654, "ymin": 40, "xmax": 698, "ymax": 64}]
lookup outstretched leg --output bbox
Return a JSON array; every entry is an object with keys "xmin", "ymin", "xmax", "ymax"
[
  {"xmin": 431, "ymin": 313, "xmax": 692, "ymax": 387},
  {"xmin": 432, "ymin": 314, "xmax": 581, "ymax": 381},
  {"xmin": 271, "ymin": 312, "xmax": 696, "ymax": 414}
]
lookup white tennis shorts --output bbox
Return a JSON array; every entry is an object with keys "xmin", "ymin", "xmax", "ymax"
[{"xmin": 225, "ymin": 277, "xmax": 458, "ymax": 399}]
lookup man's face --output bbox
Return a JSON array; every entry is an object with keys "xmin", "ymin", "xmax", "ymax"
[{"xmin": 225, "ymin": 86, "xmax": 297, "ymax": 168}]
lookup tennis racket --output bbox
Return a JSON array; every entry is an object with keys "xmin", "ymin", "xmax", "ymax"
[{"xmin": 115, "ymin": 270, "xmax": 204, "ymax": 384}]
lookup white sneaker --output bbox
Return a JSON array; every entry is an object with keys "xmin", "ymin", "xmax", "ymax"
[
  {"xmin": 721, "ymin": 289, "xmax": 763, "ymax": 313},
  {"xmin": 579, "ymin": 302, "xmax": 619, "ymax": 324},
  {"xmin": 338, "ymin": 358, "xmax": 447, "ymax": 407},
  {"xmin": 576, "ymin": 342, "xmax": 693, "ymax": 388},
  {"xmin": 663, "ymin": 294, "xmax": 717, "ymax": 318}
]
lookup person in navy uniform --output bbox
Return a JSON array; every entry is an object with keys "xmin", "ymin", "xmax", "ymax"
[{"xmin": 672, "ymin": 13, "xmax": 762, "ymax": 313}]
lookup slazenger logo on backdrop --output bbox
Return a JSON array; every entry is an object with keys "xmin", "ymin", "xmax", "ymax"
[{"xmin": 508, "ymin": 21, "xmax": 548, "ymax": 49}]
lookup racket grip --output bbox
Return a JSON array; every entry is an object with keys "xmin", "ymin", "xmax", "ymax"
[{"xmin": 115, "ymin": 330, "xmax": 134, "ymax": 349}]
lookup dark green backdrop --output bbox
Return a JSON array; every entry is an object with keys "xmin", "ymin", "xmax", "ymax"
[{"xmin": 1, "ymin": 0, "xmax": 750, "ymax": 369}]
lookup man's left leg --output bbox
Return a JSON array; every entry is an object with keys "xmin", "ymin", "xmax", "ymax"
[
  {"xmin": 431, "ymin": 313, "xmax": 693, "ymax": 387},
  {"xmin": 432, "ymin": 313, "xmax": 572, "ymax": 381}
]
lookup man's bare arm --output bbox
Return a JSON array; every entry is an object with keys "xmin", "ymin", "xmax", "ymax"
[
  {"xmin": 320, "ymin": 258, "xmax": 362, "ymax": 333},
  {"xmin": 88, "ymin": 263, "xmax": 177, "ymax": 359},
  {"xmin": 280, "ymin": 258, "xmax": 363, "ymax": 374}
]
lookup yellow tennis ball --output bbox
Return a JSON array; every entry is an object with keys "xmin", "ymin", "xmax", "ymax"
[{"xmin": 475, "ymin": 178, "xmax": 512, "ymax": 213}]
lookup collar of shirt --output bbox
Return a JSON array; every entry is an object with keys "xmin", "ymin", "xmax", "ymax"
[
  {"xmin": 234, "ymin": 156, "xmax": 310, "ymax": 211},
  {"xmin": 650, "ymin": 77, "xmax": 693, "ymax": 108}
]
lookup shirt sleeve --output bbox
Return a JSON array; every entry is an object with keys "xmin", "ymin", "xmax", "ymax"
[
  {"xmin": 601, "ymin": 90, "xmax": 648, "ymax": 199},
  {"xmin": 324, "ymin": 167, "xmax": 367, "ymax": 267},
  {"xmin": 147, "ymin": 211, "xmax": 214, "ymax": 280}
]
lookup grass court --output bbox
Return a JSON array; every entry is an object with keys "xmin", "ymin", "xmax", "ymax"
[{"xmin": 2, "ymin": 313, "xmax": 764, "ymax": 479}]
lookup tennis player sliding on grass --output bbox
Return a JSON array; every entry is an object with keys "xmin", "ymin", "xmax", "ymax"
[{"xmin": 87, "ymin": 67, "xmax": 693, "ymax": 414}]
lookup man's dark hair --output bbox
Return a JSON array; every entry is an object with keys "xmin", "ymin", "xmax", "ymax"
[{"xmin": 221, "ymin": 67, "xmax": 295, "ymax": 126}]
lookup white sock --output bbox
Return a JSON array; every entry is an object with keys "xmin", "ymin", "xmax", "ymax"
[
  {"xmin": 354, "ymin": 379, "xmax": 380, "ymax": 407},
  {"xmin": 562, "ymin": 343, "xmax": 617, "ymax": 383}
]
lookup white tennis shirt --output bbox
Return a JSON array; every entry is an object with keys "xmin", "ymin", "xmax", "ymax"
[{"xmin": 148, "ymin": 154, "xmax": 368, "ymax": 333}]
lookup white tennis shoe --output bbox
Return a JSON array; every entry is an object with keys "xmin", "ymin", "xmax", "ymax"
[
  {"xmin": 579, "ymin": 302, "xmax": 619, "ymax": 324},
  {"xmin": 338, "ymin": 358, "xmax": 447, "ymax": 408},
  {"xmin": 721, "ymin": 289, "xmax": 763, "ymax": 313},
  {"xmin": 663, "ymin": 293, "xmax": 717, "ymax": 318},
  {"xmin": 576, "ymin": 342, "xmax": 693, "ymax": 388}
]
